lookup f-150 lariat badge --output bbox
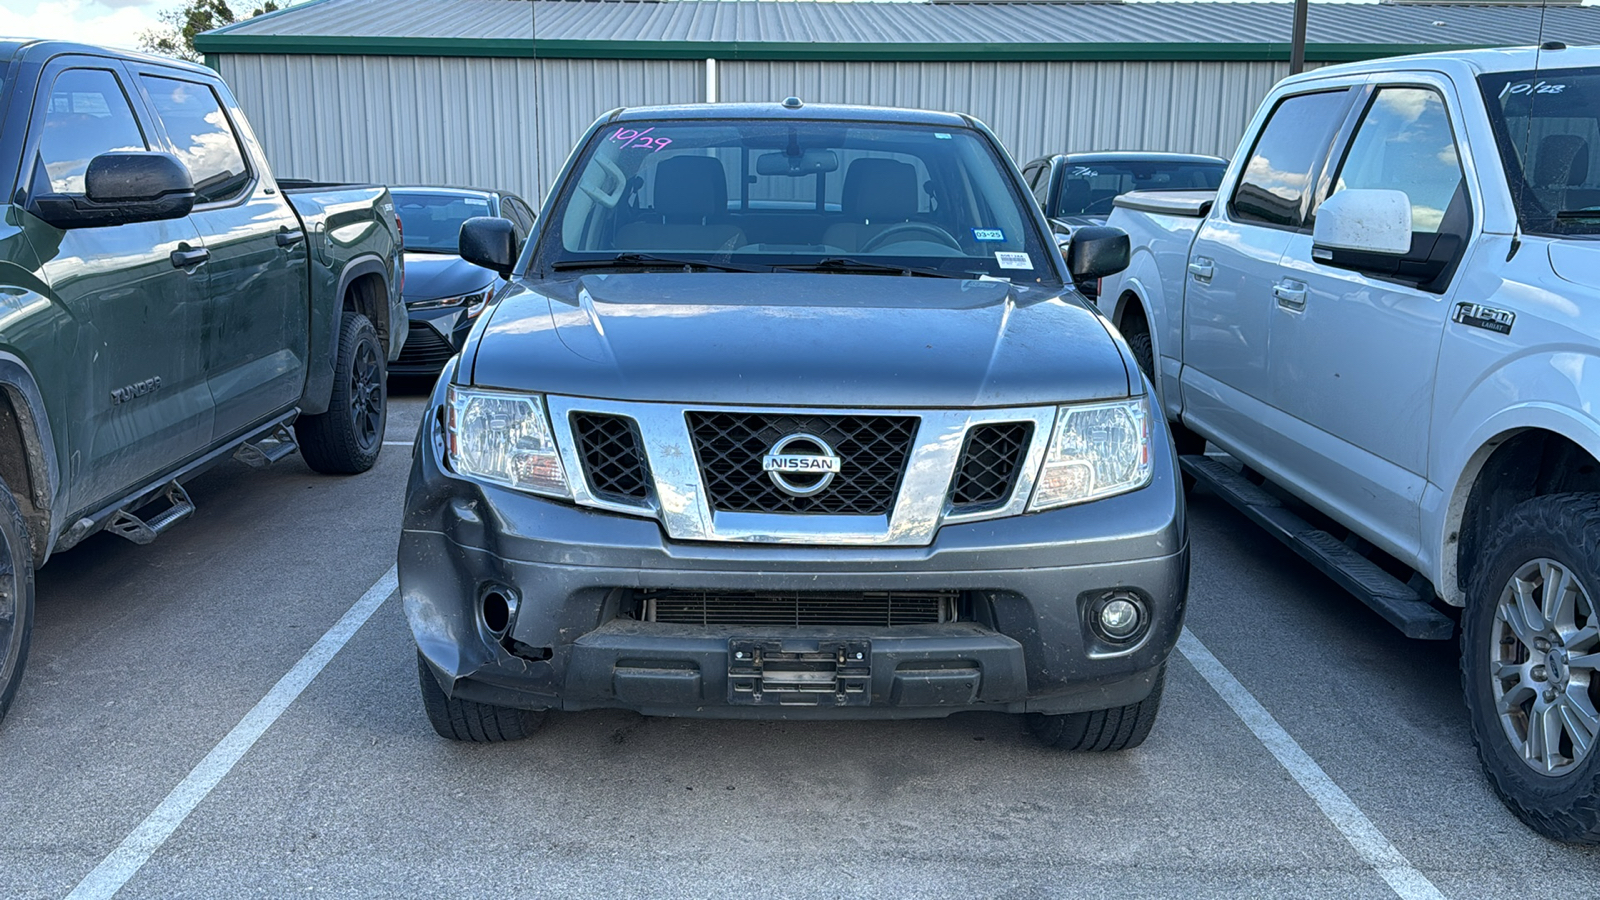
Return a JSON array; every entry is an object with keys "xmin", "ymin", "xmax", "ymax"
[{"xmin": 1452, "ymin": 302, "xmax": 1516, "ymax": 335}]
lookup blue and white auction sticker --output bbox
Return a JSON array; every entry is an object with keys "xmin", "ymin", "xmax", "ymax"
[
  {"xmin": 972, "ymin": 228, "xmax": 1005, "ymax": 242},
  {"xmin": 994, "ymin": 252, "xmax": 1033, "ymax": 270}
]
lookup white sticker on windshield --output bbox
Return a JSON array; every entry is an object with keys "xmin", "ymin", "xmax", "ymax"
[
  {"xmin": 935, "ymin": 133, "xmax": 952, "ymax": 140},
  {"xmin": 973, "ymin": 228, "xmax": 1005, "ymax": 242},
  {"xmin": 467, "ymin": 199, "xmax": 489, "ymax": 206},
  {"xmin": 995, "ymin": 252, "xmax": 1033, "ymax": 270}
]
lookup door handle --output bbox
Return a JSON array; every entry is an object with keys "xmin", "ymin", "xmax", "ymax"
[
  {"xmin": 170, "ymin": 247, "xmax": 209, "ymax": 269},
  {"xmin": 1274, "ymin": 280, "xmax": 1308, "ymax": 310},
  {"xmin": 1187, "ymin": 258, "xmax": 1215, "ymax": 281},
  {"xmin": 277, "ymin": 229, "xmax": 305, "ymax": 247}
]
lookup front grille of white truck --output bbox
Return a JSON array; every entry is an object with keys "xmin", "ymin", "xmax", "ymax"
[{"xmin": 630, "ymin": 589, "xmax": 958, "ymax": 627}]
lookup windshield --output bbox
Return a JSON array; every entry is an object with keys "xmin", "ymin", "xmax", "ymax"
[
  {"xmin": 1480, "ymin": 66, "xmax": 1600, "ymax": 237},
  {"xmin": 1056, "ymin": 159, "xmax": 1226, "ymax": 217},
  {"xmin": 392, "ymin": 190, "xmax": 494, "ymax": 253},
  {"xmin": 535, "ymin": 117, "xmax": 1060, "ymax": 284}
]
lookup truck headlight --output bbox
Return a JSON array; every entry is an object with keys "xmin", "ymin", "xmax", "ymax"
[
  {"xmin": 1029, "ymin": 397, "xmax": 1152, "ymax": 510},
  {"xmin": 445, "ymin": 386, "xmax": 570, "ymax": 498}
]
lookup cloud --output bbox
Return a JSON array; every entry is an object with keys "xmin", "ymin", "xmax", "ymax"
[{"xmin": 0, "ymin": 0, "xmax": 165, "ymax": 52}]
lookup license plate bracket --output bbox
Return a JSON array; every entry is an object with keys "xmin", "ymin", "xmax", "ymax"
[{"xmin": 727, "ymin": 639, "xmax": 871, "ymax": 706}]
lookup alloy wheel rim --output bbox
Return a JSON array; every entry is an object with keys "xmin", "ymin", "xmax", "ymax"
[
  {"xmin": 350, "ymin": 339, "xmax": 382, "ymax": 451},
  {"xmin": 1491, "ymin": 558, "xmax": 1600, "ymax": 775}
]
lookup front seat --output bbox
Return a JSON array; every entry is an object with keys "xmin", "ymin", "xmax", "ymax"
[
  {"xmin": 615, "ymin": 156, "xmax": 744, "ymax": 252},
  {"xmin": 823, "ymin": 158, "xmax": 919, "ymax": 252},
  {"xmin": 1531, "ymin": 133, "xmax": 1591, "ymax": 211},
  {"xmin": 1058, "ymin": 178, "xmax": 1092, "ymax": 216}
]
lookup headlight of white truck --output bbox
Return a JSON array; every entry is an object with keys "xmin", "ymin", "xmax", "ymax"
[
  {"xmin": 445, "ymin": 386, "xmax": 570, "ymax": 498},
  {"xmin": 1029, "ymin": 397, "xmax": 1152, "ymax": 510}
]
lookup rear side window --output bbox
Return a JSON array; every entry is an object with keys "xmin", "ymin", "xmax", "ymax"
[
  {"xmin": 1230, "ymin": 90, "xmax": 1349, "ymax": 229},
  {"xmin": 35, "ymin": 68, "xmax": 147, "ymax": 194},
  {"xmin": 1330, "ymin": 87, "xmax": 1467, "ymax": 235},
  {"xmin": 140, "ymin": 75, "xmax": 251, "ymax": 204}
]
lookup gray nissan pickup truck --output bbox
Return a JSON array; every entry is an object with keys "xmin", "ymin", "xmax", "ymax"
[{"xmin": 400, "ymin": 102, "xmax": 1187, "ymax": 749}]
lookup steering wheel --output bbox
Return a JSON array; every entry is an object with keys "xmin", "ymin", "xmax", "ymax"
[{"xmin": 860, "ymin": 222, "xmax": 963, "ymax": 253}]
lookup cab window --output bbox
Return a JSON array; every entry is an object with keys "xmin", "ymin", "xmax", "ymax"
[
  {"xmin": 140, "ymin": 75, "xmax": 252, "ymax": 205},
  {"xmin": 34, "ymin": 68, "xmax": 147, "ymax": 195},
  {"xmin": 1330, "ymin": 87, "xmax": 1467, "ymax": 236},
  {"xmin": 1229, "ymin": 90, "xmax": 1349, "ymax": 230}
]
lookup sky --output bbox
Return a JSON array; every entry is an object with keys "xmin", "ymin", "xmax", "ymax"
[{"xmin": 1, "ymin": 0, "xmax": 182, "ymax": 51}]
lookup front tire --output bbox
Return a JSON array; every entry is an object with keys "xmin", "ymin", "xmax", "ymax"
[
  {"xmin": 0, "ymin": 477, "xmax": 36, "ymax": 729},
  {"xmin": 296, "ymin": 312, "xmax": 386, "ymax": 474},
  {"xmin": 417, "ymin": 651, "xmax": 546, "ymax": 742},
  {"xmin": 1028, "ymin": 667, "xmax": 1166, "ymax": 751},
  {"xmin": 1463, "ymin": 494, "xmax": 1600, "ymax": 843}
]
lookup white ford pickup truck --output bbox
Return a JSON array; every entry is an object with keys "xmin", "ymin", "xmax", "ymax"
[{"xmin": 1099, "ymin": 45, "xmax": 1600, "ymax": 842}]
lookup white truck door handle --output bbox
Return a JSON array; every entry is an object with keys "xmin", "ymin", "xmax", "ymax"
[
  {"xmin": 1274, "ymin": 280, "xmax": 1308, "ymax": 310},
  {"xmin": 1187, "ymin": 258, "xmax": 1215, "ymax": 281}
]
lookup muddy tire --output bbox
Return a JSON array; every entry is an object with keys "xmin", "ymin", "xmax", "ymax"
[
  {"xmin": 417, "ymin": 651, "xmax": 546, "ymax": 742},
  {"xmin": 0, "ymin": 476, "xmax": 35, "ymax": 729},
  {"xmin": 296, "ymin": 312, "xmax": 385, "ymax": 474},
  {"xmin": 1028, "ymin": 666, "xmax": 1165, "ymax": 752},
  {"xmin": 1463, "ymin": 494, "xmax": 1600, "ymax": 843}
]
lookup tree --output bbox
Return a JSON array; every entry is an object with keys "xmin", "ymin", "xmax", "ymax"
[{"xmin": 139, "ymin": 0, "xmax": 281, "ymax": 62}]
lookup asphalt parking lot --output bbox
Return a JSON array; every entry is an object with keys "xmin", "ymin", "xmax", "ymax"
[{"xmin": 2, "ymin": 384, "xmax": 1596, "ymax": 900}]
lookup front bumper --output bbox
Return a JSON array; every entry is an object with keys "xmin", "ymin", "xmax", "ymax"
[
  {"xmin": 401, "ymin": 369, "xmax": 1189, "ymax": 719},
  {"xmin": 391, "ymin": 305, "xmax": 473, "ymax": 375}
]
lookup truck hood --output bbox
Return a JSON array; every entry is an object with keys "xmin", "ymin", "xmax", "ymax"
[
  {"xmin": 402, "ymin": 252, "xmax": 497, "ymax": 302},
  {"xmin": 466, "ymin": 273, "xmax": 1131, "ymax": 408},
  {"xmin": 1549, "ymin": 240, "xmax": 1600, "ymax": 287}
]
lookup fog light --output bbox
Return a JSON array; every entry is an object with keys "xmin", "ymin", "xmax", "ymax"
[{"xmin": 1094, "ymin": 594, "xmax": 1146, "ymax": 642}]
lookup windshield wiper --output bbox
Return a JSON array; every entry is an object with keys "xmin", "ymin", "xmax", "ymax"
[
  {"xmin": 776, "ymin": 258, "xmax": 973, "ymax": 278},
  {"xmin": 549, "ymin": 253, "xmax": 770, "ymax": 273},
  {"xmin": 1555, "ymin": 209, "xmax": 1600, "ymax": 220}
]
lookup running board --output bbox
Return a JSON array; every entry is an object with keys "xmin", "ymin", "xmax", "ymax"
[
  {"xmin": 232, "ymin": 424, "xmax": 298, "ymax": 468},
  {"xmin": 106, "ymin": 481, "xmax": 195, "ymax": 545},
  {"xmin": 1180, "ymin": 455, "xmax": 1455, "ymax": 641}
]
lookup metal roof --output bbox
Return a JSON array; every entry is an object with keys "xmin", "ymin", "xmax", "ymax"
[{"xmin": 196, "ymin": 0, "xmax": 1600, "ymax": 62}]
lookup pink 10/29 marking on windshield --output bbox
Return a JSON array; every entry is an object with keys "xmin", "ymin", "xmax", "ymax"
[{"xmin": 610, "ymin": 126, "xmax": 673, "ymax": 152}]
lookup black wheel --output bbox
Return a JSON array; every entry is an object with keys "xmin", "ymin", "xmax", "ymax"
[
  {"xmin": 1463, "ymin": 494, "xmax": 1600, "ymax": 843},
  {"xmin": 296, "ymin": 312, "xmax": 386, "ymax": 474},
  {"xmin": 0, "ymin": 476, "xmax": 36, "ymax": 729},
  {"xmin": 417, "ymin": 650, "xmax": 546, "ymax": 742},
  {"xmin": 1028, "ymin": 666, "xmax": 1165, "ymax": 751}
]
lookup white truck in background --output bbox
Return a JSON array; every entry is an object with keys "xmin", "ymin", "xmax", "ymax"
[{"xmin": 1098, "ymin": 45, "xmax": 1600, "ymax": 842}]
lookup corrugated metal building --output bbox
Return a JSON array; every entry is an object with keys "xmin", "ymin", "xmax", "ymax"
[{"xmin": 196, "ymin": 0, "xmax": 1600, "ymax": 202}]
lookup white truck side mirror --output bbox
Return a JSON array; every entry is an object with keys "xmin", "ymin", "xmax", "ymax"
[{"xmin": 1312, "ymin": 189, "xmax": 1412, "ymax": 256}]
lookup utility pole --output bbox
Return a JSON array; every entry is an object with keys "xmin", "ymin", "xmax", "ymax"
[{"xmin": 1290, "ymin": 0, "xmax": 1309, "ymax": 75}]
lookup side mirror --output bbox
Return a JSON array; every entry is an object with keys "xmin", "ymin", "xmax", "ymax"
[
  {"xmin": 459, "ymin": 216, "xmax": 518, "ymax": 277},
  {"xmin": 31, "ymin": 152, "xmax": 195, "ymax": 229},
  {"xmin": 1312, "ymin": 189, "xmax": 1412, "ymax": 256},
  {"xmin": 1064, "ymin": 225, "xmax": 1130, "ymax": 281}
]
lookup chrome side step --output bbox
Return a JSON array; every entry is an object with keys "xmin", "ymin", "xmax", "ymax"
[
  {"xmin": 232, "ymin": 424, "xmax": 299, "ymax": 468},
  {"xmin": 1180, "ymin": 454, "xmax": 1455, "ymax": 640},
  {"xmin": 106, "ymin": 481, "xmax": 195, "ymax": 546}
]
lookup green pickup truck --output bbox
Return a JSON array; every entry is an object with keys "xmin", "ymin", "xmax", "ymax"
[{"xmin": 0, "ymin": 40, "xmax": 406, "ymax": 725}]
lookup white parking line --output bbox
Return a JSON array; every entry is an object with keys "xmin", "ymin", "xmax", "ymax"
[
  {"xmin": 381, "ymin": 440, "xmax": 412, "ymax": 447},
  {"xmin": 65, "ymin": 566, "xmax": 399, "ymax": 900},
  {"xmin": 1177, "ymin": 628, "xmax": 1446, "ymax": 900}
]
